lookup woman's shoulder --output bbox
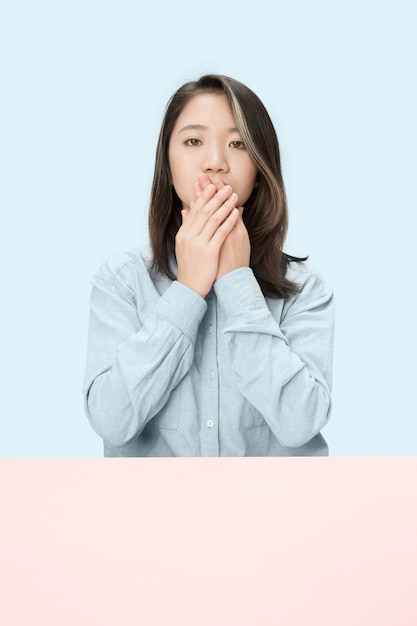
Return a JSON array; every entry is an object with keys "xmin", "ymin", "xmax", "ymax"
[
  {"xmin": 94, "ymin": 245, "xmax": 153, "ymax": 282},
  {"xmin": 285, "ymin": 258, "xmax": 333, "ymax": 302},
  {"xmin": 91, "ymin": 244, "xmax": 172, "ymax": 303}
]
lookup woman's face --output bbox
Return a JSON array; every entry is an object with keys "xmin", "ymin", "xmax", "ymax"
[{"xmin": 168, "ymin": 93, "xmax": 258, "ymax": 210}]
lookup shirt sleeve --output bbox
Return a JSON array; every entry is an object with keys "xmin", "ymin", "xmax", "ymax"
[
  {"xmin": 213, "ymin": 266, "xmax": 335, "ymax": 448},
  {"xmin": 82, "ymin": 269, "xmax": 207, "ymax": 447}
]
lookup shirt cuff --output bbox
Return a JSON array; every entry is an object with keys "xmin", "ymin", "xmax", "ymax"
[
  {"xmin": 214, "ymin": 267, "xmax": 265, "ymax": 317},
  {"xmin": 154, "ymin": 280, "xmax": 208, "ymax": 343}
]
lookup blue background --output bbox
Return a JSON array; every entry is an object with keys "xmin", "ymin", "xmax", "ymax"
[{"xmin": 1, "ymin": 0, "xmax": 415, "ymax": 456}]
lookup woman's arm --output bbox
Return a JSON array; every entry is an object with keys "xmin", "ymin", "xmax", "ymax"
[
  {"xmin": 83, "ymin": 269, "xmax": 207, "ymax": 447},
  {"xmin": 214, "ymin": 266, "xmax": 334, "ymax": 448}
]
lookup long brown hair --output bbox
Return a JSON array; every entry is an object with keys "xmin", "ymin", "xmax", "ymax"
[{"xmin": 149, "ymin": 74, "xmax": 305, "ymax": 298}]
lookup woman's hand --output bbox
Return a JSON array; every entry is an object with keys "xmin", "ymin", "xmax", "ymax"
[
  {"xmin": 175, "ymin": 178, "xmax": 240, "ymax": 298},
  {"xmin": 194, "ymin": 174, "xmax": 251, "ymax": 282}
]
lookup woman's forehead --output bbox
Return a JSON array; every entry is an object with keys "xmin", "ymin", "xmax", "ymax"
[{"xmin": 174, "ymin": 93, "xmax": 236, "ymax": 130}]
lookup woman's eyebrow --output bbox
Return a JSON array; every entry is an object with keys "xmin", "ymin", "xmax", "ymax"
[
  {"xmin": 178, "ymin": 124, "xmax": 208, "ymax": 133},
  {"xmin": 178, "ymin": 124, "xmax": 240, "ymax": 133}
]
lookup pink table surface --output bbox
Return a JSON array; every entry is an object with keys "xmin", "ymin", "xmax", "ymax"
[{"xmin": 0, "ymin": 458, "xmax": 416, "ymax": 625}]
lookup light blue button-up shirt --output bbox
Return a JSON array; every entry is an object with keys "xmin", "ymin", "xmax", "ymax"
[{"xmin": 83, "ymin": 246, "xmax": 334, "ymax": 456}]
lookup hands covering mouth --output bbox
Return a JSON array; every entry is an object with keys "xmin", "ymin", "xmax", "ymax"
[{"xmin": 175, "ymin": 174, "xmax": 250, "ymax": 298}]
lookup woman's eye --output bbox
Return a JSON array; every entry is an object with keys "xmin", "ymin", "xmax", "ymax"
[
  {"xmin": 185, "ymin": 138, "xmax": 202, "ymax": 146},
  {"xmin": 230, "ymin": 140, "xmax": 245, "ymax": 149}
]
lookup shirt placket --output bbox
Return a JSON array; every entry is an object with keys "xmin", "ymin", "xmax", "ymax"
[{"xmin": 199, "ymin": 293, "xmax": 220, "ymax": 456}]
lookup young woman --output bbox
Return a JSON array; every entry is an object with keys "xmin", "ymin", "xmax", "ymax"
[{"xmin": 83, "ymin": 74, "xmax": 335, "ymax": 457}]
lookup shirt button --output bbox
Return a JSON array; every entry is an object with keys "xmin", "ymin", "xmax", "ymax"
[
  {"xmin": 208, "ymin": 324, "xmax": 213, "ymax": 335},
  {"xmin": 209, "ymin": 371, "xmax": 214, "ymax": 381},
  {"xmin": 207, "ymin": 420, "xmax": 214, "ymax": 428}
]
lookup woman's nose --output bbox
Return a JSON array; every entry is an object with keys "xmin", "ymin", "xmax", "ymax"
[{"xmin": 202, "ymin": 147, "xmax": 229, "ymax": 174}]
